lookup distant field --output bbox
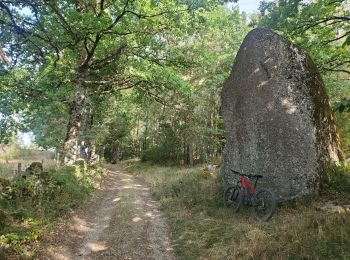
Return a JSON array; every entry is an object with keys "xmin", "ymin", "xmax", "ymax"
[{"xmin": 0, "ymin": 149, "xmax": 56, "ymax": 179}]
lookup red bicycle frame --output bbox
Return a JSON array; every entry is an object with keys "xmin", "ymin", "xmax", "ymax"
[{"xmin": 240, "ymin": 176, "xmax": 257, "ymax": 194}]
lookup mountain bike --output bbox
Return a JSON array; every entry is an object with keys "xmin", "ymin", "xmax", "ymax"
[{"xmin": 223, "ymin": 169, "xmax": 276, "ymax": 221}]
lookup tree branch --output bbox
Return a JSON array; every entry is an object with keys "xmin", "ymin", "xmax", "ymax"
[
  {"xmin": 296, "ymin": 15, "xmax": 350, "ymax": 33},
  {"xmin": 46, "ymin": 1, "xmax": 79, "ymax": 40},
  {"xmin": 0, "ymin": 46, "xmax": 9, "ymax": 65},
  {"xmin": 89, "ymin": 43, "xmax": 127, "ymax": 70},
  {"xmin": 324, "ymin": 68, "xmax": 350, "ymax": 74},
  {"xmin": 322, "ymin": 30, "xmax": 350, "ymax": 44}
]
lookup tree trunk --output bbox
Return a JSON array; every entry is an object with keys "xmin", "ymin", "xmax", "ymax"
[
  {"xmin": 113, "ymin": 142, "xmax": 120, "ymax": 164},
  {"xmin": 0, "ymin": 46, "xmax": 9, "ymax": 65},
  {"xmin": 186, "ymin": 107, "xmax": 194, "ymax": 166},
  {"xmin": 87, "ymin": 141, "xmax": 98, "ymax": 164},
  {"xmin": 62, "ymin": 87, "xmax": 86, "ymax": 165},
  {"xmin": 187, "ymin": 143, "xmax": 194, "ymax": 167},
  {"xmin": 142, "ymin": 110, "xmax": 149, "ymax": 151},
  {"xmin": 84, "ymin": 107, "xmax": 98, "ymax": 164}
]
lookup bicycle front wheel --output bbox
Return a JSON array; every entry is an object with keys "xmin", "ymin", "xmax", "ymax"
[
  {"xmin": 223, "ymin": 185, "xmax": 243, "ymax": 212},
  {"xmin": 252, "ymin": 188, "xmax": 276, "ymax": 221}
]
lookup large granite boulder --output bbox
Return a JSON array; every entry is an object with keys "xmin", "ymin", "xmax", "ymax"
[{"xmin": 221, "ymin": 28, "xmax": 343, "ymax": 201}]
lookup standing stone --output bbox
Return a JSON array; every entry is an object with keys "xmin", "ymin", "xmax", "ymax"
[{"xmin": 221, "ymin": 28, "xmax": 343, "ymax": 201}]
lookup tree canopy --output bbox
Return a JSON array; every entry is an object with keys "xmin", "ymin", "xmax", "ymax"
[{"xmin": 1, "ymin": 0, "xmax": 350, "ymax": 163}]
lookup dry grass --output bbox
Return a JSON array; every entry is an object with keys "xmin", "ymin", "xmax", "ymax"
[
  {"xmin": 0, "ymin": 149, "xmax": 56, "ymax": 179},
  {"xmin": 122, "ymin": 161, "xmax": 350, "ymax": 260}
]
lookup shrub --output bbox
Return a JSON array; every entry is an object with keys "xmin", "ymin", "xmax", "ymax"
[
  {"xmin": 141, "ymin": 146, "xmax": 180, "ymax": 164},
  {"xmin": 0, "ymin": 163, "xmax": 107, "ymax": 257},
  {"xmin": 321, "ymin": 162, "xmax": 350, "ymax": 193}
]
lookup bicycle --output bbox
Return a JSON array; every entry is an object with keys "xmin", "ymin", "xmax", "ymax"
[{"xmin": 223, "ymin": 169, "xmax": 276, "ymax": 221}]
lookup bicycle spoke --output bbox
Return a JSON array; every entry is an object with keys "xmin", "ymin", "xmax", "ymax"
[
  {"xmin": 223, "ymin": 186, "xmax": 242, "ymax": 212},
  {"xmin": 252, "ymin": 188, "xmax": 276, "ymax": 221}
]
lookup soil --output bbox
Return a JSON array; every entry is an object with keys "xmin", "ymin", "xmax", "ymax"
[{"xmin": 38, "ymin": 165, "xmax": 174, "ymax": 260}]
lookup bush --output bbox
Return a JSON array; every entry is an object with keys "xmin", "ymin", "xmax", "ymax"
[
  {"xmin": 320, "ymin": 162, "xmax": 350, "ymax": 194},
  {"xmin": 0, "ymin": 163, "xmax": 107, "ymax": 257},
  {"xmin": 141, "ymin": 146, "xmax": 180, "ymax": 164}
]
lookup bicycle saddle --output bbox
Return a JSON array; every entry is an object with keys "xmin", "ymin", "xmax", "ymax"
[{"xmin": 230, "ymin": 169, "xmax": 263, "ymax": 179}]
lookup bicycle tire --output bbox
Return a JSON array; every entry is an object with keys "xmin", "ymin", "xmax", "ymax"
[
  {"xmin": 252, "ymin": 188, "xmax": 276, "ymax": 221},
  {"xmin": 223, "ymin": 185, "xmax": 243, "ymax": 212}
]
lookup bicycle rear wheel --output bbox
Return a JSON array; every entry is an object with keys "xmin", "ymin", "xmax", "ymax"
[
  {"xmin": 223, "ymin": 185, "xmax": 242, "ymax": 212},
  {"xmin": 252, "ymin": 188, "xmax": 276, "ymax": 221}
]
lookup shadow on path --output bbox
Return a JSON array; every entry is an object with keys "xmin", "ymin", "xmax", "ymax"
[{"xmin": 39, "ymin": 164, "xmax": 174, "ymax": 260}]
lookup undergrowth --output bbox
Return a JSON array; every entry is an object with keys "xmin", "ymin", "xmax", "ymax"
[
  {"xmin": 122, "ymin": 161, "xmax": 350, "ymax": 260},
  {"xmin": 321, "ymin": 162, "xmax": 350, "ymax": 194},
  {"xmin": 0, "ymin": 162, "xmax": 107, "ymax": 259}
]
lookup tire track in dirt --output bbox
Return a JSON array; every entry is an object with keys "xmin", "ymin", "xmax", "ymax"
[{"xmin": 40, "ymin": 165, "xmax": 174, "ymax": 260}]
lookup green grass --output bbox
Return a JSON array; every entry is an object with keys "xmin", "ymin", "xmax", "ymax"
[
  {"xmin": 122, "ymin": 160, "xmax": 350, "ymax": 260},
  {"xmin": 0, "ymin": 162, "xmax": 107, "ymax": 259}
]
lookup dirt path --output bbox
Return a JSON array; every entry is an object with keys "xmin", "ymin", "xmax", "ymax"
[{"xmin": 40, "ymin": 165, "xmax": 174, "ymax": 260}]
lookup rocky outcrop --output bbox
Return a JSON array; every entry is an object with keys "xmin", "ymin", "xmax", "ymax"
[{"xmin": 221, "ymin": 28, "xmax": 342, "ymax": 201}]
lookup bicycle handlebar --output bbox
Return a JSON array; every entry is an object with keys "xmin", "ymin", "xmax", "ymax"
[{"xmin": 230, "ymin": 169, "xmax": 263, "ymax": 179}]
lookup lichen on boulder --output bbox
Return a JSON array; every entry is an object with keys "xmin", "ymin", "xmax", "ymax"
[
  {"xmin": 24, "ymin": 162, "xmax": 43, "ymax": 177},
  {"xmin": 221, "ymin": 28, "xmax": 343, "ymax": 201}
]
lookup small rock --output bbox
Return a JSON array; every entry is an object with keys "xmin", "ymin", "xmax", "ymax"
[
  {"xmin": 207, "ymin": 165, "xmax": 217, "ymax": 172},
  {"xmin": 317, "ymin": 201, "xmax": 349, "ymax": 214}
]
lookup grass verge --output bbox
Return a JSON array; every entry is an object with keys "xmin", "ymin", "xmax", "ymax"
[
  {"xmin": 0, "ymin": 162, "xmax": 107, "ymax": 259},
  {"xmin": 122, "ymin": 161, "xmax": 350, "ymax": 260}
]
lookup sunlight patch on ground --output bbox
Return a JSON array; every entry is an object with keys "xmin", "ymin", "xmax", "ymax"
[
  {"xmin": 87, "ymin": 242, "xmax": 108, "ymax": 252},
  {"xmin": 145, "ymin": 211, "xmax": 154, "ymax": 218},
  {"xmin": 122, "ymin": 185, "xmax": 133, "ymax": 189},
  {"xmin": 122, "ymin": 184, "xmax": 149, "ymax": 191},
  {"xmin": 47, "ymin": 246, "xmax": 72, "ymax": 260},
  {"xmin": 132, "ymin": 216, "xmax": 143, "ymax": 222},
  {"xmin": 72, "ymin": 216, "xmax": 90, "ymax": 232},
  {"xmin": 257, "ymin": 80, "xmax": 268, "ymax": 88},
  {"xmin": 113, "ymin": 197, "xmax": 121, "ymax": 202}
]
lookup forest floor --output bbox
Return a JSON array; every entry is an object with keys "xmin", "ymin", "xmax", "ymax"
[{"xmin": 37, "ymin": 164, "xmax": 174, "ymax": 260}]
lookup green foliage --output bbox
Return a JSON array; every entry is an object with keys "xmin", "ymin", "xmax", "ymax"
[
  {"xmin": 125, "ymin": 6, "xmax": 248, "ymax": 165},
  {"xmin": 335, "ymin": 113, "xmax": 350, "ymax": 156},
  {"xmin": 0, "ymin": 164, "xmax": 107, "ymax": 257},
  {"xmin": 140, "ymin": 119, "xmax": 183, "ymax": 164},
  {"xmin": 0, "ymin": 1, "xmax": 248, "ymax": 165},
  {"xmin": 321, "ymin": 162, "xmax": 350, "ymax": 193},
  {"xmin": 334, "ymin": 99, "xmax": 350, "ymax": 113},
  {"xmin": 96, "ymin": 5, "xmax": 248, "ymax": 165},
  {"xmin": 141, "ymin": 146, "xmax": 178, "ymax": 165},
  {"xmin": 266, "ymin": 2, "xmax": 348, "ymax": 81},
  {"xmin": 256, "ymin": 0, "xmax": 350, "ymax": 78},
  {"xmin": 0, "ymin": 0, "xmax": 238, "ymax": 154}
]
